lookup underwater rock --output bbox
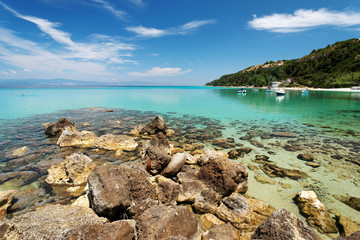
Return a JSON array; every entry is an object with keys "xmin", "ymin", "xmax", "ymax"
[
  {"xmin": 260, "ymin": 163, "xmax": 307, "ymax": 180},
  {"xmin": 129, "ymin": 124, "xmax": 146, "ymax": 136},
  {"xmin": 144, "ymin": 132, "xmax": 171, "ymax": 175},
  {"xmin": 144, "ymin": 115, "xmax": 168, "ymax": 135},
  {"xmin": 0, "ymin": 171, "xmax": 40, "ymax": 187},
  {"xmin": 11, "ymin": 146, "xmax": 30, "ymax": 157},
  {"xmin": 333, "ymin": 195, "xmax": 360, "ymax": 212},
  {"xmin": 228, "ymin": 149, "xmax": 244, "ymax": 159},
  {"xmin": 0, "ymin": 205, "xmax": 108, "ymax": 240},
  {"xmin": 305, "ymin": 162, "xmax": 321, "ymax": 168},
  {"xmin": 87, "ymin": 163, "xmax": 156, "ymax": 219},
  {"xmin": 294, "ymin": 190, "xmax": 338, "ymax": 234},
  {"xmin": 198, "ymin": 157, "xmax": 248, "ymax": 197},
  {"xmin": 45, "ymin": 153, "xmax": 96, "ymax": 197},
  {"xmin": 254, "ymin": 174, "xmax": 276, "ymax": 185},
  {"xmin": 249, "ymin": 140, "xmax": 264, "ymax": 148},
  {"xmin": 335, "ymin": 215, "xmax": 360, "ymax": 237},
  {"xmin": 0, "ymin": 190, "xmax": 17, "ymax": 219},
  {"xmin": 44, "ymin": 118, "xmax": 76, "ymax": 137},
  {"xmin": 57, "ymin": 129, "xmax": 97, "ymax": 148},
  {"xmin": 136, "ymin": 205, "xmax": 202, "ymax": 240},
  {"xmin": 271, "ymin": 132, "xmax": 295, "ymax": 138},
  {"xmin": 297, "ymin": 153, "xmax": 315, "ymax": 161},
  {"xmin": 252, "ymin": 155, "xmax": 273, "ymax": 165},
  {"xmin": 94, "ymin": 134, "xmax": 138, "ymax": 151},
  {"xmin": 212, "ymin": 139, "xmax": 236, "ymax": 149},
  {"xmin": 251, "ymin": 208, "xmax": 318, "ymax": 240},
  {"xmin": 8, "ymin": 188, "xmax": 46, "ymax": 214},
  {"xmin": 202, "ymin": 222, "xmax": 239, "ymax": 240}
]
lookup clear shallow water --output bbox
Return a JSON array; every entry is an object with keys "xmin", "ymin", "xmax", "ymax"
[{"xmin": 0, "ymin": 86, "xmax": 359, "ymax": 237}]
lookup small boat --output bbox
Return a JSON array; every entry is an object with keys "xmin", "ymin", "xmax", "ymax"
[
  {"xmin": 301, "ymin": 89, "xmax": 309, "ymax": 94},
  {"xmin": 237, "ymin": 88, "xmax": 246, "ymax": 94},
  {"xmin": 275, "ymin": 88, "xmax": 285, "ymax": 96}
]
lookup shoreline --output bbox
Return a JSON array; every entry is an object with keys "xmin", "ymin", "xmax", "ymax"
[{"xmin": 218, "ymin": 86, "xmax": 360, "ymax": 93}]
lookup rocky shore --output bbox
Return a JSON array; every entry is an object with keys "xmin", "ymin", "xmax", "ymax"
[{"xmin": 0, "ymin": 114, "xmax": 359, "ymax": 239}]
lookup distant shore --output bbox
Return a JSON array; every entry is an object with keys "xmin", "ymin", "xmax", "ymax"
[{"xmin": 218, "ymin": 86, "xmax": 360, "ymax": 93}]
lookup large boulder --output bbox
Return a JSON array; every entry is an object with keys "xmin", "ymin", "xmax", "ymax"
[
  {"xmin": 144, "ymin": 132, "xmax": 171, "ymax": 175},
  {"xmin": 161, "ymin": 152, "xmax": 187, "ymax": 177},
  {"xmin": 0, "ymin": 190, "xmax": 17, "ymax": 219},
  {"xmin": 45, "ymin": 153, "xmax": 96, "ymax": 197},
  {"xmin": 136, "ymin": 205, "xmax": 202, "ymax": 240},
  {"xmin": 44, "ymin": 118, "xmax": 76, "ymax": 136},
  {"xmin": 57, "ymin": 129, "xmax": 97, "ymax": 148},
  {"xmin": 0, "ymin": 205, "xmax": 108, "ymax": 240},
  {"xmin": 87, "ymin": 164, "xmax": 156, "ymax": 219},
  {"xmin": 144, "ymin": 116, "xmax": 168, "ymax": 135},
  {"xmin": 294, "ymin": 190, "xmax": 338, "ymax": 234},
  {"xmin": 251, "ymin": 208, "xmax": 318, "ymax": 240},
  {"xmin": 198, "ymin": 157, "xmax": 248, "ymax": 197},
  {"xmin": 335, "ymin": 215, "xmax": 360, "ymax": 237},
  {"xmin": 94, "ymin": 134, "xmax": 138, "ymax": 151},
  {"xmin": 202, "ymin": 223, "xmax": 239, "ymax": 240}
]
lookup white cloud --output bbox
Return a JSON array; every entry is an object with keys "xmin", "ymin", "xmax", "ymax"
[
  {"xmin": 129, "ymin": 67, "xmax": 191, "ymax": 77},
  {"xmin": 129, "ymin": 0, "xmax": 144, "ymax": 7},
  {"xmin": 248, "ymin": 8, "xmax": 360, "ymax": 33},
  {"xmin": 10, "ymin": 70, "xmax": 17, "ymax": 74},
  {"xmin": 125, "ymin": 26, "xmax": 168, "ymax": 38},
  {"xmin": 24, "ymin": 68, "xmax": 31, "ymax": 72},
  {"xmin": 126, "ymin": 19, "xmax": 216, "ymax": 38},
  {"xmin": 92, "ymin": 0, "xmax": 126, "ymax": 19}
]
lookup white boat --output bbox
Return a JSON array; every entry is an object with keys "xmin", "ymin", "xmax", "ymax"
[
  {"xmin": 237, "ymin": 88, "xmax": 246, "ymax": 94},
  {"xmin": 275, "ymin": 88, "xmax": 285, "ymax": 96}
]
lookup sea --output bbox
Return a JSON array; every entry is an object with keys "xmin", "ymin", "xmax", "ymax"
[{"xmin": 0, "ymin": 86, "xmax": 359, "ymax": 230}]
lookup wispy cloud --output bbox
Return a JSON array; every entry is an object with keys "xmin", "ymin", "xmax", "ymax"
[
  {"xmin": 129, "ymin": 0, "xmax": 144, "ymax": 7},
  {"xmin": 248, "ymin": 8, "xmax": 360, "ymax": 33},
  {"xmin": 126, "ymin": 19, "xmax": 216, "ymax": 38},
  {"xmin": 92, "ymin": 0, "xmax": 126, "ymax": 19},
  {"xmin": 0, "ymin": 2, "xmax": 135, "ymax": 80},
  {"xmin": 129, "ymin": 67, "xmax": 191, "ymax": 77}
]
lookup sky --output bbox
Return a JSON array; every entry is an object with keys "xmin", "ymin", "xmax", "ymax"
[{"xmin": 0, "ymin": 0, "xmax": 359, "ymax": 85}]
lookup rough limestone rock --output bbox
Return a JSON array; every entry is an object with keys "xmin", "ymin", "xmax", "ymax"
[
  {"xmin": 198, "ymin": 157, "xmax": 248, "ymax": 197},
  {"xmin": 11, "ymin": 146, "xmax": 30, "ymax": 157},
  {"xmin": 144, "ymin": 115, "xmax": 168, "ymax": 135},
  {"xmin": 0, "ymin": 205, "xmax": 108, "ymax": 240},
  {"xmin": 297, "ymin": 153, "xmax": 315, "ymax": 161},
  {"xmin": 44, "ymin": 118, "xmax": 76, "ymax": 136},
  {"xmin": 45, "ymin": 153, "xmax": 96, "ymax": 197},
  {"xmin": 156, "ymin": 180, "xmax": 180, "ymax": 206},
  {"xmin": 335, "ymin": 215, "xmax": 360, "ymax": 237},
  {"xmin": 177, "ymin": 179, "xmax": 208, "ymax": 203},
  {"xmin": 199, "ymin": 213, "xmax": 225, "ymax": 231},
  {"xmin": 94, "ymin": 134, "xmax": 138, "ymax": 151},
  {"xmin": 87, "ymin": 164, "xmax": 156, "ymax": 219},
  {"xmin": 57, "ymin": 129, "xmax": 97, "ymax": 148},
  {"xmin": 271, "ymin": 132, "xmax": 295, "ymax": 138},
  {"xmin": 59, "ymin": 220, "xmax": 136, "ymax": 240},
  {"xmin": 161, "ymin": 152, "xmax": 187, "ymax": 177},
  {"xmin": 194, "ymin": 189, "xmax": 221, "ymax": 214},
  {"xmin": 0, "ymin": 190, "xmax": 17, "ymax": 219},
  {"xmin": 294, "ymin": 190, "xmax": 338, "ymax": 234},
  {"xmin": 144, "ymin": 132, "xmax": 171, "ymax": 175},
  {"xmin": 333, "ymin": 231, "xmax": 360, "ymax": 240},
  {"xmin": 202, "ymin": 223, "xmax": 239, "ymax": 240},
  {"xmin": 260, "ymin": 163, "xmax": 308, "ymax": 180},
  {"xmin": 251, "ymin": 208, "xmax": 318, "ymax": 240},
  {"xmin": 333, "ymin": 195, "xmax": 360, "ymax": 211},
  {"xmin": 136, "ymin": 205, "xmax": 202, "ymax": 240},
  {"xmin": 197, "ymin": 150, "xmax": 229, "ymax": 166},
  {"xmin": 129, "ymin": 124, "xmax": 146, "ymax": 135}
]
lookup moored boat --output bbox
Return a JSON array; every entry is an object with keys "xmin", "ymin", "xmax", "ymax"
[
  {"xmin": 275, "ymin": 88, "xmax": 285, "ymax": 96},
  {"xmin": 237, "ymin": 88, "xmax": 246, "ymax": 94}
]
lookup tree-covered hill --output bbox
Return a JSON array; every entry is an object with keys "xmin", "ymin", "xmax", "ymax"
[{"xmin": 206, "ymin": 38, "xmax": 360, "ymax": 88}]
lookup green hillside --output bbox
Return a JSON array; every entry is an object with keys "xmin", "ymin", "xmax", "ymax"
[{"xmin": 206, "ymin": 38, "xmax": 360, "ymax": 88}]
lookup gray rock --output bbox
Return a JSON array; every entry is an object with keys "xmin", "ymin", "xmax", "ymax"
[
  {"xmin": 333, "ymin": 231, "xmax": 360, "ymax": 240},
  {"xmin": 161, "ymin": 152, "xmax": 186, "ymax": 177},
  {"xmin": 202, "ymin": 223, "xmax": 239, "ymax": 240},
  {"xmin": 44, "ymin": 118, "xmax": 76, "ymax": 136},
  {"xmin": 251, "ymin": 208, "xmax": 318, "ymax": 240},
  {"xmin": 144, "ymin": 115, "xmax": 168, "ymax": 135},
  {"xmin": 144, "ymin": 132, "xmax": 171, "ymax": 175}
]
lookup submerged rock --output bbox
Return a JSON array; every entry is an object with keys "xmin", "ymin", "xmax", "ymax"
[
  {"xmin": 11, "ymin": 146, "xmax": 30, "ymax": 157},
  {"xmin": 294, "ymin": 190, "xmax": 338, "ymax": 234},
  {"xmin": 57, "ymin": 129, "xmax": 97, "ymax": 148},
  {"xmin": 297, "ymin": 153, "xmax": 315, "ymax": 162},
  {"xmin": 251, "ymin": 208, "xmax": 318, "ymax": 240},
  {"xmin": 44, "ymin": 118, "xmax": 76, "ymax": 136},
  {"xmin": 260, "ymin": 163, "xmax": 308, "ymax": 180},
  {"xmin": 271, "ymin": 132, "xmax": 295, "ymax": 138},
  {"xmin": 136, "ymin": 205, "xmax": 202, "ymax": 240},
  {"xmin": 0, "ymin": 190, "xmax": 17, "ymax": 219},
  {"xmin": 94, "ymin": 134, "xmax": 138, "ymax": 151},
  {"xmin": 254, "ymin": 174, "xmax": 276, "ymax": 185},
  {"xmin": 333, "ymin": 195, "xmax": 360, "ymax": 212}
]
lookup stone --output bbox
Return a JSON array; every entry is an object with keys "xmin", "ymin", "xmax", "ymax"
[
  {"xmin": 165, "ymin": 128, "xmax": 175, "ymax": 136},
  {"xmin": 105, "ymin": 109, "xmax": 113, "ymax": 112},
  {"xmin": 0, "ymin": 171, "xmax": 40, "ymax": 187},
  {"xmin": 0, "ymin": 190, "xmax": 16, "ymax": 219},
  {"xmin": 306, "ymin": 162, "xmax": 321, "ymax": 168},
  {"xmin": 184, "ymin": 152, "xmax": 198, "ymax": 165},
  {"xmin": 253, "ymin": 155, "xmax": 272, "ymax": 164},
  {"xmin": 294, "ymin": 190, "xmax": 338, "ymax": 234},
  {"xmin": 333, "ymin": 231, "xmax": 360, "ymax": 240},
  {"xmin": 127, "ymin": 198, "xmax": 158, "ymax": 220},
  {"xmin": 156, "ymin": 180, "xmax": 180, "ymax": 205},
  {"xmin": 136, "ymin": 205, "xmax": 202, "ymax": 240},
  {"xmin": 238, "ymin": 147, "xmax": 253, "ymax": 154},
  {"xmin": 144, "ymin": 115, "xmax": 168, "ymax": 135},
  {"xmin": 254, "ymin": 174, "xmax": 276, "ymax": 185},
  {"xmin": 87, "ymin": 164, "xmax": 156, "ymax": 219},
  {"xmin": 251, "ymin": 208, "xmax": 318, "ymax": 240},
  {"xmin": 279, "ymin": 182, "xmax": 292, "ymax": 189},
  {"xmin": 271, "ymin": 132, "xmax": 295, "ymax": 138},
  {"xmin": 228, "ymin": 149, "xmax": 244, "ymax": 159},
  {"xmin": 60, "ymin": 220, "xmax": 136, "ymax": 240},
  {"xmin": 336, "ymin": 215, "xmax": 360, "ymax": 237},
  {"xmin": 249, "ymin": 140, "xmax": 264, "ymax": 148},
  {"xmin": 260, "ymin": 163, "xmax": 308, "ymax": 180},
  {"xmin": 11, "ymin": 146, "xmax": 29, "ymax": 157},
  {"xmin": 333, "ymin": 195, "xmax": 360, "ymax": 211},
  {"xmin": 8, "ymin": 188, "xmax": 46, "ymax": 213},
  {"xmin": 57, "ymin": 129, "xmax": 97, "ymax": 148},
  {"xmin": 199, "ymin": 213, "xmax": 225, "ymax": 231},
  {"xmin": 194, "ymin": 189, "xmax": 221, "ymax": 214},
  {"xmin": 161, "ymin": 152, "xmax": 186, "ymax": 177},
  {"xmin": 198, "ymin": 157, "xmax": 248, "ymax": 197},
  {"xmin": 144, "ymin": 132, "xmax": 171, "ymax": 175},
  {"xmin": 248, "ymin": 164, "xmax": 260, "ymax": 172},
  {"xmin": 0, "ymin": 205, "xmax": 108, "ymax": 240},
  {"xmin": 44, "ymin": 118, "xmax": 76, "ymax": 136},
  {"xmin": 83, "ymin": 122, "xmax": 91, "ymax": 127},
  {"xmin": 247, "ymin": 198, "xmax": 275, "ymax": 223},
  {"xmin": 94, "ymin": 134, "xmax": 138, "ymax": 151},
  {"xmin": 130, "ymin": 124, "xmax": 146, "ymax": 135},
  {"xmin": 297, "ymin": 153, "xmax": 315, "ymax": 161},
  {"xmin": 72, "ymin": 194, "xmax": 90, "ymax": 208},
  {"xmin": 202, "ymin": 223, "xmax": 239, "ymax": 240},
  {"xmin": 177, "ymin": 179, "xmax": 207, "ymax": 203},
  {"xmin": 46, "ymin": 153, "xmax": 96, "ymax": 197},
  {"xmin": 177, "ymin": 164, "xmax": 201, "ymax": 183},
  {"xmin": 197, "ymin": 150, "xmax": 228, "ymax": 166}
]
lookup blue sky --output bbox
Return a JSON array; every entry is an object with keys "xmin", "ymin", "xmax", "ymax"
[{"xmin": 0, "ymin": 0, "xmax": 359, "ymax": 85}]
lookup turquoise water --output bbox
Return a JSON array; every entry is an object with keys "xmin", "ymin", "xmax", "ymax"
[
  {"xmin": 1, "ymin": 87, "xmax": 360, "ymax": 135},
  {"xmin": 0, "ymin": 86, "xmax": 360, "ymax": 235}
]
